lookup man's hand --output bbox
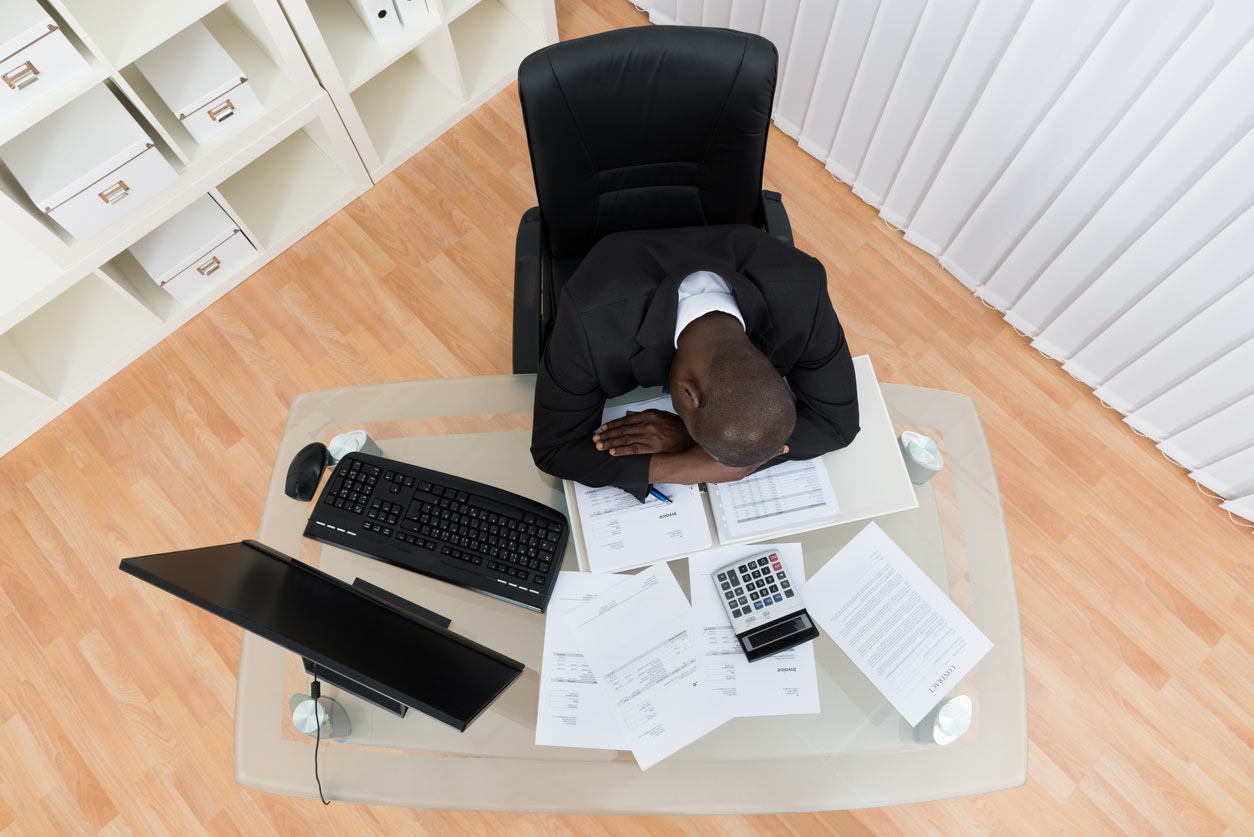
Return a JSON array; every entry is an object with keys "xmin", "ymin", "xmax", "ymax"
[{"xmin": 593, "ymin": 410, "xmax": 695, "ymax": 456}]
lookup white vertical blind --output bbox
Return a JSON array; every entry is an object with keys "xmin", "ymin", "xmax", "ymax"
[
  {"xmin": 758, "ymin": 0, "xmax": 802, "ymax": 110},
  {"xmin": 1120, "ymin": 336, "xmax": 1254, "ymax": 438},
  {"xmin": 1191, "ymin": 448, "xmax": 1254, "ymax": 499},
  {"xmin": 980, "ymin": 0, "xmax": 1254, "ymax": 313},
  {"xmin": 905, "ymin": 0, "xmax": 1129, "ymax": 257},
  {"xmin": 631, "ymin": 0, "xmax": 1254, "ymax": 526},
  {"xmin": 774, "ymin": 0, "xmax": 839, "ymax": 137},
  {"xmin": 1037, "ymin": 126, "xmax": 1254, "ymax": 367},
  {"xmin": 1064, "ymin": 205, "xmax": 1254, "ymax": 385},
  {"xmin": 1159, "ymin": 393, "xmax": 1254, "ymax": 471},
  {"xmin": 1006, "ymin": 35, "xmax": 1254, "ymax": 340},
  {"xmin": 1220, "ymin": 494, "xmax": 1254, "ymax": 525},
  {"xmin": 728, "ymin": 0, "xmax": 765, "ymax": 33},
  {"xmin": 853, "ymin": 0, "xmax": 980, "ymax": 206},
  {"xmin": 940, "ymin": 0, "xmax": 1209, "ymax": 291},
  {"xmin": 878, "ymin": 0, "xmax": 1032, "ymax": 228},
  {"xmin": 825, "ymin": 0, "xmax": 927, "ymax": 182},
  {"xmin": 794, "ymin": 0, "xmax": 880, "ymax": 157},
  {"xmin": 701, "ymin": 0, "xmax": 732, "ymax": 27}
]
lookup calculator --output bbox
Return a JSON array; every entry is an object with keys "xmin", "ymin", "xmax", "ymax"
[{"xmin": 712, "ymin": 550, "xmax": 820, "ymax": 662}]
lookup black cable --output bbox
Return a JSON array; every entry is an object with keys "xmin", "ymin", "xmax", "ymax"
[{"xmin": 310, "ymin": 677, "xmax": 331, "ymax": 806}]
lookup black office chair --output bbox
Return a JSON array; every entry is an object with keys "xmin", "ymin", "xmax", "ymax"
[{"xmin": 511, "ymin": 25, "xmax": 793, "ymax": 374}]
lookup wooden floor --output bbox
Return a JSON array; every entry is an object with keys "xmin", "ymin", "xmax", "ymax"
[{"xmin": 2, "ymin": 2, "xmax": 1251, "ymax": 834}]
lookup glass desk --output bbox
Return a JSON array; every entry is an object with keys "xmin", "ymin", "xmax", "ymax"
[{"xmin": 236, "ymin": 375, "xmax": 1026, "ymax": 812}]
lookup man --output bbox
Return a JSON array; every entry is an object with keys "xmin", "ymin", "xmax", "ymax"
[{"xmin": 531, "ymin": 224, "xmax": 859, "ymax": 501}]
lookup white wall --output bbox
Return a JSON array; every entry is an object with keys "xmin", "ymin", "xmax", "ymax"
[{"xmin": 631, "ymin": 0, "xmax": 1254, "ymax": 526}]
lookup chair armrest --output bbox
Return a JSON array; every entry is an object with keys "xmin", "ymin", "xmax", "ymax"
[
  {"xmin": 758, "ymin": 190, "xmax": 793, "ymax": 246},
  {"xmin": 513, "ymin": 206, "xmax": 545, "ymax": 374}
]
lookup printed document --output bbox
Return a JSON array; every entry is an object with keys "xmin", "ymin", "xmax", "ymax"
[
  {"xmin": 806, "ymin": 522, "xmax": 992, "ymax": 726},
  {"xmin": 535, "ymin": 572, "xmax": 632, "ymax": 750},
  {"xmin": 708, "ymin": 457, "xmax": 839, "ymax": 541},
  {"xmin": 573, "ymin": 395, "xmax": 712, "ymax": 573},
  {"xmin": 564, "ymin": 563, "xmax": 730, "ymax": 770},
  {"xmin": 688, "ymin": 544, "xmax": 820, "ymax": 717}
]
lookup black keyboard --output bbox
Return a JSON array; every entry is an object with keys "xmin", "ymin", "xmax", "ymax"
[{"xmin": 304, "ymin": 452, "xmax": 568, "ymax": 612}]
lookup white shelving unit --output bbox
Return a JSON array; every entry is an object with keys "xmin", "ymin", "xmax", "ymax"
[
  {"xmin": 281, "ymin": 0, "xmax": 556, "ymax": 181},
  {"xmin": 0, "ymin": 0, "xmax": 371, "ymax": 456}
]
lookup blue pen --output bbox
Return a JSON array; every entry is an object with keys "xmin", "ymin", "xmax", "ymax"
[{"xmin": 648, "ymin": 486, "xmax": 672, "ymax": 503}]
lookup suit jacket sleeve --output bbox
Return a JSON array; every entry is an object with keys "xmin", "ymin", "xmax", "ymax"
[
  {"xmin": 779, "ymin": 266, "xmax": 860, "ymax": 461},
  {"xmin": 531, "ymin": 291, "xmax": 652, "ymax": 501}
]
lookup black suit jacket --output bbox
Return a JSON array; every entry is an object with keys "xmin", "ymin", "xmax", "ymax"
[{"xmin": 531, "ymin": 224, "xmax": 859, "ymax": 500}]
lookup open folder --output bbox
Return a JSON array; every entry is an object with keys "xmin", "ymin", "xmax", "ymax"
[{"xmin": 564, "ymin": 355, "xmax": 918, "ymax": 572}]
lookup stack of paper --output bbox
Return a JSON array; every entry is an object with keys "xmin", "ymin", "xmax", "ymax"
[
  {"xmin": 537, "ymin": 546, "xmax": 822, "ymax": 770},
  {"xmin": 536, "ymin": 525, "xmax": 995, "ymax": 768}
]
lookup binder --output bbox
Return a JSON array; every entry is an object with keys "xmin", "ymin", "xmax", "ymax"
[{"xmin": 345, "ymin": 0, "xmax": 402, "ymax": 41}]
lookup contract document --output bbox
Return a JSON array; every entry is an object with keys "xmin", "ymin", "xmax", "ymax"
[
  {"xmin": 806, "ymin": 522, "xmax": 992, "ymax": 726},
  {"xmin": 572, "ymin": 395, "xmax": 712, "ymax": 573},
  {"xmin": 688, "ymin": 544, "xmax": 820, "ymax": 716},
  {"xmin": 564, "ymin": 563, "xmax": 730, "ymax": 770},
  {"xmin": 708, "ymin": 457, "xmax": 839, "ymax": 542},
  {"xmin": 535, "ymin": 572, "xmax": 632, "ymax": 750}
]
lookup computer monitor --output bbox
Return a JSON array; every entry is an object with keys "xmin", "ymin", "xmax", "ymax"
[{"xmin": 119, "ymin": 540, "xmax": 524, "ymax": 732}]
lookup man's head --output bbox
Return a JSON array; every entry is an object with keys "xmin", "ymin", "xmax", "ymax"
[{"xmin": 670, "ymin": 313, "xmax": 796, "ymax": 467}]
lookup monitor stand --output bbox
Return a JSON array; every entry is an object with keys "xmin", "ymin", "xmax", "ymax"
[{"xmin": 302, "ymin": 577, "xmax": 453, "ymax": 719}]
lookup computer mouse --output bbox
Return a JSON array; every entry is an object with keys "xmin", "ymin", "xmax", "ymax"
[{"xmin": 285, "ymin": 442, "xmax": 331, "ymax": 501}]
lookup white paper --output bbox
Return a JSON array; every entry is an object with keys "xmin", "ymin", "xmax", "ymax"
[
  {"xmin": 535, "ymin": 572, "xmax": 633, "ymax": 750},
  {"xmin": 573, "ymin": 395, "xmax": 713, "ymax": 573},
  {"xmin": 806, "ymin": 522, "xmax": 992, "ymax": 727},
  {"xmin": 564, "ymin": 563, "xmax": 730, "ymax": 770},
  {"xmin": 688, "ymin": 544, "xmax": 820, "ymax": 717},
  {"xmin": 709, "ymin": 457, "xmax": 839, "ymax": 540}
]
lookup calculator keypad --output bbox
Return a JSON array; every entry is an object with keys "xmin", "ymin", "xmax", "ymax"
[{"xmin": 714, "ymin": 551, "xmax": 801, "ymax": 631}]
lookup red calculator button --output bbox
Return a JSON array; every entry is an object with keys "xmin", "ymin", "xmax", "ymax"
[{"xmin": 771, "ymin": 563, "xmax": 782, "ymax": 571}]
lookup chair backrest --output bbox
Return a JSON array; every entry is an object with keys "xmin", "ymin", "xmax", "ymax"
[{"xmin": 518, "ymin": 26, "xmax": 778, "ymax": 260}]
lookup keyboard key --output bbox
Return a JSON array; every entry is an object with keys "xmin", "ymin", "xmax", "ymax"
[
  {"xmin": 784, "ymin": 590, "xmax": 794, "ymax": 598},
  {"xmin": 769, "ymin": 584, "xmax": 778, "ymax": 593},
  {"xmin": 721, "ymin": 581, "xmax": 731, "ymax": 591},
  {"xmin": 780, "ymin": 580, "xmax": 790, "ymax": 589},
  {"xmin": 737, "ymin": 597, "xmax": 747, "ymax": 606},
  {"xmin": 750, "ymin": 591, "xmax": 759, "ymax": 600},
  {"xmin": 725, "ymin": 590, "xmax": 735, "ymax": 600},
  {"xmin": 733, "ymin": 586, "xmax": 743, "ymax": 595},
  {"xmin": 758, "ymin": 557, "xmax": 769, "ymax": 566},
  {"xmin": 731, "ymin": 608, "xmax": 742, "ymax": 618},
  {"xmin": 534, "ymin": 575, "xmax": 546, "ymax": 585},
  {"xmin": 753, "ymin": 601, "xmax": 763, "ymax": 610},
  {"xmin": 773, "ymin": 593, "xmax": 782, "ymax": 603}
]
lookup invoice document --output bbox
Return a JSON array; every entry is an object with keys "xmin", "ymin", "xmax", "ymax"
[
  {"xmin": 688, "ymin": 544, "xmax": 820, "ymax": 717},
  {"xmin": 564, "ymin": 562, "xmax": 730, "ymax": 770},
  {"xmin": 806, "ymin": 522, "xmax": 993, "ymax": 726},
  {"xmin": 535, "ymin": 571, "xmax": 632, "ymax": 750},
  {"xmin": 572, "ymin": 480, "xmax": 709, "ymax": 573},
  {"xmin": 572, "ymin": 395, "xmax": 712, "ymax": 573},
  {"xmin": 708, "ymin": 457, "xmax": 839, "ymax": 541}
]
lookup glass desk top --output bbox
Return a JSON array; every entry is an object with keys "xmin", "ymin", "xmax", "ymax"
[{"xmin": 236, "ymin": 375, "xmax": 1026, "ymax": 812}]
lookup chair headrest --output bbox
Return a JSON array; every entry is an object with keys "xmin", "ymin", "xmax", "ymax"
[{"xmin": 519, "ymin": 26, "xmax": 778, "ymax": 259}]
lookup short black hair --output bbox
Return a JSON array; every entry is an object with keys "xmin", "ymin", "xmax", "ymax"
[{"xmin": 691, "ymin": 344, "xmax": 796, "ymax": 467}]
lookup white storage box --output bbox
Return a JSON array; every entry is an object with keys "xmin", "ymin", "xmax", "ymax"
[
  {"xmin": 0, "ymin": 84, "xmax": 178, "ymax": 241},
  {"xmin": 128, "ymin": 194, "xmax": 255, "ymax": 304},
  {"xmin": 0, "ymin": 0, "xmax": 90, "ymax": 121},
  {"xmin": 136, "ymin": 21, "xmax": 260, "ymax": 145}
]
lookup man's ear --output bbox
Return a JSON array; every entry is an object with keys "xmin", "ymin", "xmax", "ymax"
[{"xmin": 675, "ymin": 378, "xmax": 702, "ymax": 411}]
